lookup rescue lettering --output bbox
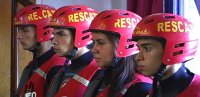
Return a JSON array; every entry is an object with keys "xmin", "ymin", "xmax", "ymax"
[
  {"xmin": 27, "ymin": 10, "xmax": 55, "ymax": 21},
  {"xmin": 157, "ymin": 21, "xmax": 192, "ymax": 33},
  {"xmin": 68, "ymin": 12, "xmax": 97, "ymax": 22},
  {"xmin": 133, "ymin": 27, "xmax": 149, "ymax": 35},
  {"xmin": 114, "ymin": 18, "xmax": 140, "ymax": 28}
]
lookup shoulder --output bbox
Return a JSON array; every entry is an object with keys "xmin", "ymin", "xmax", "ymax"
[
  {"xmin": 129, "ymin": 82, "xmax": 152, "ymax": 92},
  {"xmin": 178, "ymin": 74, "xmax": 200, "ymax": 97},
  {"xmin": 188, "ymin": 74, "xmax": 200, "ymax": 90},
  {"xmin": 188, "ymin": 74, "xmax": 200, "ymax": 89},
  {"xmin": 49, "ymin": 54, "xmax": 66, "ymax": 65},
  {"xmin": 45, "ymin": 66, "xmax": 63, "ymax": 84},
  {"xmin": 124, "ymin": 82, "xmax": 152, "ymax": 97},
  {"xmin": 43, "ymin": 54, "xmax": 65, "ymax": 70},
  {"xmin": 46, "ymin": 65, "xmax": 64, "ymax": 81},
  {"xmin": 134, "ymin": 73, "xmax": 152, "ymax": 84}
]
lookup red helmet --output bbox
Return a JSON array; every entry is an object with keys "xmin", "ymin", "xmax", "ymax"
[
  {"xmin": 49, "ymin": 5, "xmax": 98, "ymax": 48},
  {"xmin": 14, "ymin": 4, "xmax": 56, "ymax": 43},
  {"xmin": 89, "ymin": 9, "xmax": 142, "ymax": 57},
  {"xmin": 133, "ymin": 13, "xmax": 198, "ymax": 65}
]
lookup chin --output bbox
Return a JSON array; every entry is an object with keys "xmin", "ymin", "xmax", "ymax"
[
  {"xmin": 23, "ymin": 47, "xmax": 29, "ymax": 50},
  {"xmin": 54, "ymin": 52, "xmax": 64, "ymax": 56},
  {"xmin": 21, "ymin": 45, "xmax": 28, "ymax": 49},
  {"xmin": 58, "ymin": 53, "xmax": 66, "ymax": 57},
  {"xmin": 96, "ymin": 62, "xmax": 105, "ymax": 68},
  {"xmin": 140, "ymin": 71, "xmax": 152, "ymax": 77},
  {"xmin": 23, "ymin": 47, "xmax": 33, "ymax": 51}
]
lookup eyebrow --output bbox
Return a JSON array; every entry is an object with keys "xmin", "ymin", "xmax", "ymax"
[
  {"xmin": 19, "ymin": 27, "xmax": 25, "ymax": 29},
  {"xmin": 54, "ymin": 30, "xmax": 64, "ymax": 35},
  {"xmin": 92, "ymin": 39, "xmax": 105, "ymax": 42},
  {"xmin": 137, "ymin": 43, "xmax": 153, "ymax": 47}
]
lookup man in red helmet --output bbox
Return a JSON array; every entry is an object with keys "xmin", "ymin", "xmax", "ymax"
[
  {"xmin": 14, "ymin": 4, "xmax": 65, "ymax": 97},
  {"xmin": 46, "ymin": 5, "xmax": 100, "ymax": 97},
  {"xmin": 133, "ymin": 13, "xmax": 200, "ymax": 97}
]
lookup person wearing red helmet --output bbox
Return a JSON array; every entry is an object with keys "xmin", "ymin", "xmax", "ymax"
[
  {"xmin": 46, "ymin": 5, "xmax": 100, "ymax": 97},
  {"xmin": 83, "ymin": 9, "xmax": 152, "ymax": 97},
  {"xmin": 14, "ymin": 4, "xmax": 66, "ymax": 97},
  {"xmin": 133, "ymin": 13, "xmax": 200, "ymax": 97}
]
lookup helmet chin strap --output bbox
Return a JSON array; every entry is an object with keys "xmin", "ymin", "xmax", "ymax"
[
  {"xmin": 109, "ymin": 56, "xmax": 121, "ymax": 68},
  {"xmin": 152, "ymin": 63, "xmax": 166, "ymax": 97},
  {"xmin": 104, "ymin": 56, "xmax": 121, "ymax": 72},
  {"xmin": 104, "ymin": 56, "xmax": 121, "ymax": 84},
  {"xmin": 65, "ymin": 47, "xmax": 78, "ymax": 61},
  {"xmin": 30, "ymin": 42, "xmax": 41, "ymax": 60}
]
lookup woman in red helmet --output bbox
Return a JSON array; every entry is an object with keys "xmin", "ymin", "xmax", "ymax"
[
  {"xmin": 84, "ymin": 9, "xmax": 152, "ymax": 97},
  {"xmin": 14, "ymin": 4, "xmax": 65, "ymax": 97},
  {"xmin": 46, "ymin": 5, "xmax": 101, "ymax": 97},
  {"xmin": 133, "ymin": 13, "xmax": 200, "ymax": 97}
]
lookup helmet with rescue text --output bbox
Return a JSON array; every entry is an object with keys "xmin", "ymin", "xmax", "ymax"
[{"xmin": 14, "ymin": 4, "xmax": 56, "ymax": 43}]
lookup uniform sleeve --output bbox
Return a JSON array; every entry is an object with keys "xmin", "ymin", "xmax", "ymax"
[
  {"xmin": 44, "ymin": 65, "xmax": 63, "ymax": 96},
  {"xmin": 124, "ymin": 82, "xmax": 152, "ymax": 97}
]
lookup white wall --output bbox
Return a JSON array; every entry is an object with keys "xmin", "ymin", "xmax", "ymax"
[
  {"xmin": 183, "ymin": 0, "xmax": 200, "ymax": 75},
  {"xmin": 36, "ymin": 0, "xmax": 127, "ymax": 11}
]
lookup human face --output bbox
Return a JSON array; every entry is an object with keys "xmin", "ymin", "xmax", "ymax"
[
  {"xmin": 52, "ymin": 28, "xmax": 74, "ymax": 56},
  {"xmin": 135, "ymin": 39, "xmax": 164, "ymax": 76},
  {"xmin": 92, "ymin": 32, "xmax": 116, "ymax": 68},
  {"xmin": 17, "ymin": 26, "xmax": 37, "ymax": 51}
]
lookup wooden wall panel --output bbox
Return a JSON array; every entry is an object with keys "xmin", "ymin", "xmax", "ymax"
[
  {"xmin": 0, "ymin": 1, "xmax": 32, "ymax": 96},
  {"xmin": 0, "ymin": 0, "xmax": 11, "ymax": 96},
  {"xmin": 18, "ymin": 45, "xmax": 32, "ymax": 76}
]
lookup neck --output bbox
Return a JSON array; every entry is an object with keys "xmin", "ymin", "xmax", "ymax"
[
  {"xmin": 35, "ymin": 40, "xmax": 52, "ymax": 57},
  {"xmin": 72, "ymin": 46, "xmax": 89, "ymax": 60},
  {"xmin": 162, "ymin": 63, "xmax": 182, "ymax": 80}
]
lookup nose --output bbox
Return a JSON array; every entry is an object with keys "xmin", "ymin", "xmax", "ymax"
[
  {"xmin": 91, "ymin": 43, "xmax": 99, "ymax": 54},
  {"xmin": 51, "ymin": 36, "xmax": 58, "ymax": 46},
  {"xmin": 135, "ymin": 51, "xmax": 144, "ymax": 62},
  {"xmin": 16, "ymin": 31, "xmax": 22, "ymax": 39}
]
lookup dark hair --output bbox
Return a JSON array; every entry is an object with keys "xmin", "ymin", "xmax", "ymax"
[
  {"xmin": 154, "ymin": 37, "xmax": 166, "ymax": 49},
  {"xmin": 52, "ymin": 27, "xmax": 76, "ymax": 41},
  {"xmin": 98, "ymin": 31, "xmax": 136, "ymax": 97},
  {"xmin": 109, "ymin": 55, "xmax": 135, "ymax": 97},
  {"xmin": 135, "ymin": 36, "xmax": 166, "ymax": 49}
]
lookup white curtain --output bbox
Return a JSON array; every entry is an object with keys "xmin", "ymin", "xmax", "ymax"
[
  {"xmin": 36, "ymin": 0, "xmax": 127, "ymax": 11},
  {"xmin": 183, "ymin": 0, "xmax": 200, "ymax": 75}
]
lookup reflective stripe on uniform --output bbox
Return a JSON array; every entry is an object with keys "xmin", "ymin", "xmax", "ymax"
[
  {"xmin": 120, "ymin": 87, "xmax": 128, "ymax": 95},
  {"xmin": 73, "ymin": 74, "xmax": 89, "ymax": 86},
  {"xmin": 35, "ymin": 68, "xmax": 47, "ymax": 79}
]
